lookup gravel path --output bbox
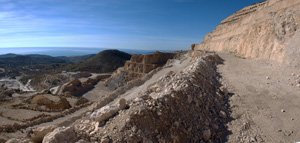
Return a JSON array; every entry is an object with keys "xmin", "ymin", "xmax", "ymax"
[{"xmin": 218, "ymin": 53, "xmax": 300, "ymax": 142}]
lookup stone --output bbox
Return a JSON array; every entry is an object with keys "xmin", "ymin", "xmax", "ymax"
[
  {"xmin": 75, "ymin": 139, "xmax": 90, "ymax": 143},
  {"xmin": 31, "ymin": 125, "xmax": 57, "ymax": 143},
  {"xmin": 118, "ymin": 98, "xmax": 127, "ymax": 110},
  {"xmin": 281, "ymin": 109, "xmax": 285, "ymax": 112},
  {"xmin": 203, "ymin": 129, "xmax": 211, "ymax": 141},
  {"xmin": 71, "ymin": 79, "xmax": 81, "ymax": 86},
  {"xmin": 219, "ymin": 110, "xmax": 227, "ymax": 118},
  {"xmin": 31, "ymin": 95, "xmax": 53, "ymax": 105},
  {"xmin": 90, "ymin": 106, "xmax": 119, "ymax": 123},
  {"xmin": 42, "ymin": 126, "xmax": 76, "ymax": 143},
  {"xmin": 101, "ymin": 136, "xmax": 111, "ymax": 143},
  {"xmin": 6, "ymin": 138, "xmax": 31, "ymax": 143},
  {"xmin": 90, "ymin": 122, "xmax": 99, "ymax": 135}
]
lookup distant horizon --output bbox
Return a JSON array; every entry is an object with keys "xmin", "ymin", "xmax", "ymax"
[{"xmin": 0, "ymin": 47, "xmax": 176, "ymax": 57}]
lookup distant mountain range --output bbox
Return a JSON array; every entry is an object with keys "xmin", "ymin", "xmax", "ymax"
[
  {"xmin": 0, "ymin": 53, "xmax": 96, "ymax": 63},
  {"xmin": 0, "ymin": 50, "xmax": 132, "ymax": 78},
  {"xmin": 0, "ymin": 47, "xmax": 166, "ymax": 57}
]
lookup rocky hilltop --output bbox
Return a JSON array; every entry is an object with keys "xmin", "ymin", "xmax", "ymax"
[
  {"xmin": 193, "ymin": 0, "xmax": 300, "ymax": 67},
  {"xmin": 3, "ymin": 0, "xmax": 300, "ymax": 143}
]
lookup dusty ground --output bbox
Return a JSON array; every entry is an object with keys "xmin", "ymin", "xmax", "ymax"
[
  {"xmin": 218, "ymin": 53, "xmax": 300, "ymax": 143},
  {"xmin": 83, "ymin": 82, "xmax": 112, "ymax": 101}
]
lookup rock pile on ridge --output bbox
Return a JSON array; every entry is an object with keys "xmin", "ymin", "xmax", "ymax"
[{"xmin": 70, "ymin": 52, "xmax": 229, "ymax": 142}]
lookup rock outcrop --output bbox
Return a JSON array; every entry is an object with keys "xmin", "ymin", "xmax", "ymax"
[
  {"xmin": 42, "ymin": 126, "xmax": 76, "ymax": 143},
  {"xmin": 31, "ymin": 125, "xmax": 57, "ymax": 143},
  {"xmin": 62, "ymin": 75, "xmax": 109, "ymax": 97},
  {"xmin": 30, "ymin": 95, "xmax": 71, "ymax": 111},
  {"xmin": 193, "ymin": 0, "xmax": 300, "ymax": 66},
  {"xmin": 105, "ymin": 52, "xmax": 175, "ymax": 89}
]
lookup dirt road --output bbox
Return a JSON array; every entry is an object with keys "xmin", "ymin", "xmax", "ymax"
[{"xmin": 218, "ymin": 53, "xmax": 300, "ymax": 142}]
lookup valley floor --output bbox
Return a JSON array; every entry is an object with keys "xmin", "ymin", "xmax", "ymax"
[{"xmin": 218, "ymin": 53, "xmax": 300, "ymax": 142}]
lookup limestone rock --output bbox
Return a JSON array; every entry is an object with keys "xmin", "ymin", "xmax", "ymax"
[
  {"xmin": 104, "ymin": 52, "xmax": 175, "ymax": 89},
  {"xmin": 31, "ymin": 125, "xmax": 57, "ymax": 143},
  {"xmin": 6, "ymin": 138, "xmax": 31, "ymax": 143},
  {"xmin": 62, "ymin": 77, "xmax": 99, "ymax": 96},
  {"xmin": 193, "ymin": 0, "xmax": 300, "ymax": 66},
  {"xmin": 42, "ymin": 126, "xmax": 76, "ymax": 143},
  {"xmin": 75, "ymin": 139, "xmax": 91, "ymax": 143},
  {"xmin": 90, "ymin": 106, "xmax": 119, "ymax": 123},
  {"xmin": 31, "ymin": 95, "xmax": 52, "ymax": 105}
]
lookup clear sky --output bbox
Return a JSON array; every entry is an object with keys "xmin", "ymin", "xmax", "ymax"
[{"xmin": 0, "ymin": 0, "xmax": 263, "ymax": 51}]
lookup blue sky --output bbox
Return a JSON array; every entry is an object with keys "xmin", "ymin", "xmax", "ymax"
[{"xmin": 0, "ymin": 0, "xmax": 263, "ymax": 51}]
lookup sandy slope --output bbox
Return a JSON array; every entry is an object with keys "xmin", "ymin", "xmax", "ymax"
[{"xmin": 218, "ymin": 53, "xmax": 300, "ymax": 142}]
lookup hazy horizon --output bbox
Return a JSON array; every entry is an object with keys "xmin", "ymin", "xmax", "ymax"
[{"xmin": 0, "ymin": 47, "xmax": 172, "ymax": 57}]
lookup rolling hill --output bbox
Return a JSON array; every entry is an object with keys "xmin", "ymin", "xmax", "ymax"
[{"xmin": 64, "ymin": 50, "xmax": 132, "ymax": 73}]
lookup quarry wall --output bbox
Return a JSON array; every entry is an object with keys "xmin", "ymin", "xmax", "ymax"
[
  {"xmin": 193, "ymin": 0, "xmax": 300, "ymax": 66},
  {"xmin": 104, "ymin": 52, "xmax": 175, "ymax": 89}
]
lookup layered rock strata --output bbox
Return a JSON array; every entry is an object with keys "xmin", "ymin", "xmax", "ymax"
[
  {"xmin": 105, "ymin": 52, "xmax": 175, "ymax": 89},
  {"xmin": 193, "ymin": 0, "xmax": 300, "ymax": 66}
]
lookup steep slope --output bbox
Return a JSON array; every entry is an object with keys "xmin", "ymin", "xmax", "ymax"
[
  {"xmin": 193, "ymin": 0, "xmax": 300, "ymax": 66},
  {"xmin": 64, "ymin": 50, "xmax": 131, "ymax": 73}
]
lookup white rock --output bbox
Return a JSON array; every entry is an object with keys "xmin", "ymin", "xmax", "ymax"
[
  {"xmin": 89, "ymin": 122, "xmax": 99, "ymax": 135},
  {"xmin": 90, "ymin": 105, "xmax": 119, "ymax": 123},
  {"xmin": 42, "ymin": 126, "xmax": 76, "ymax": 143},
  {"xmin": 31, "ymin": 125, "xmax": 57, "ymax": 143},
  {"xmin": 5, "ymin": 138, "xmax": 31, "ymax": 143}
]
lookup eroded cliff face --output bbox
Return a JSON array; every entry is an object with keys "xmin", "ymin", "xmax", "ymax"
[
  {"xmin": 104, "ymin": 52, "xmax": 175, "ymax": 89},
  {"xmin": 193, "ymin": 0, "xmax": 300, "ymax": 65}
]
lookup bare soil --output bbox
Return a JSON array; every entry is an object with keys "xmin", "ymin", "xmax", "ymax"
[{"xmin": 218, "ymin": 53, "xmax": 300, "ymax": 142}]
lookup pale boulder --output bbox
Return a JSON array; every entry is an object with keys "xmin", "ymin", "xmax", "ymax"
[
  {"xmin": 31, "ymin": 125, "xmax": 57, "ymax": 143},
  {"xmin": 90, "ymin": 106, "xmax": 119, "ymax": 123},
  {"xmin": 42, "ymin": 126, "xmax": 76, "ymax": 143}
]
